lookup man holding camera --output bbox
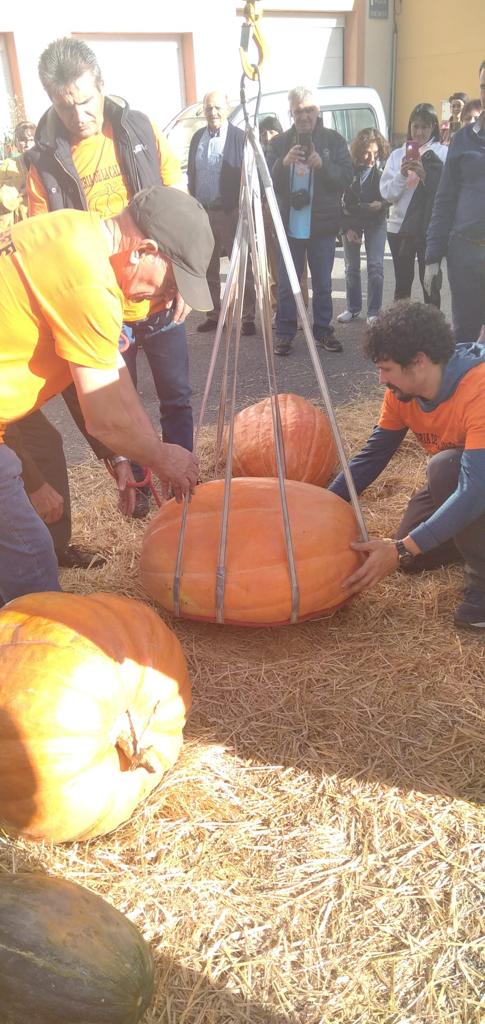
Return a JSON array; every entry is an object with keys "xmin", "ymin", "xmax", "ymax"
[{"xmin": 268, "ymin": 87, "xmax": 353, "ymax": 355}]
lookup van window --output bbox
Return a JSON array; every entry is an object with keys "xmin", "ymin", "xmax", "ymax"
[
  {"xmin": 330, "ymin": 106, "xmax": 378, "ymax": 142},
  {"xmin": 257, "ymin": 111, "xmax": 279, "ymax": 125},
  {"xmin": 166, "ymin": 111, "xmax": 206, "ymax": 169}
]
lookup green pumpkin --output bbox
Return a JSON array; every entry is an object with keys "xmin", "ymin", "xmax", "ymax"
[{"xmin": 0, "ymin": 874, "xmax": 154, "ymax": 1024}]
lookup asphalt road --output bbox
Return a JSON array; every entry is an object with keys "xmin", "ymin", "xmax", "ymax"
[{"xmin": 44, "ymin": 245, "xmax": 452, "ymax": 465}]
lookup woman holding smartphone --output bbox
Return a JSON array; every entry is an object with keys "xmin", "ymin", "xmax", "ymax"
[{"xmin": 380, "ymin": 103, "xmax": 448, "ymax": 304}]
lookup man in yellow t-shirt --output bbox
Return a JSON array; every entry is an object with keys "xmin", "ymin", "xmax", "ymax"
[
  {"xmin": 0, "ymin": 184, "xmax": 213, "ymax": 603},
  {"xmin": 27, "ymin": 36, "xmax": 194, "ymax": 463}
]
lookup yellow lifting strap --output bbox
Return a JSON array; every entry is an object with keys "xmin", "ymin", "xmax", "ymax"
[{"xmin": 239, "ymin": 1, "xmax": 267, "ymax": 81}]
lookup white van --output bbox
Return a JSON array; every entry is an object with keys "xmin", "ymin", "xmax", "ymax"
[{"xmin": 163, "ymin": 87, "xmax": 388, "ymax": 170}]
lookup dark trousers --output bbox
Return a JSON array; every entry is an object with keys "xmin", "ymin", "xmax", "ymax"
[
  {"xmin": 447, "ymin": 234, "xmax": 485, "ymax": 342},
  {"xmin": 205, "ymin": 206, "xmax": 256, "ymax": 323},
  {"xmin": 11, "ymin": 410, "xmax": 71, "ymax": 556},
  {"xmin": 122, "ymin": 311, "xmax": 193, "ymax": 452},
  {"xmin": 395, "ymin": 448, "xmax": 485, "ymax": 599},
  {"xmin": 387, "ymin": 232, "xmax": 441, "ymax": 307}
]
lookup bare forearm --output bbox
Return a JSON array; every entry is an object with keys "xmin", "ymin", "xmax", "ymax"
[
  {"xmin": 86, "ymin": 365, "xmax": 167, "ymax": 472},
  {"xmin": 69, "ymin": 359, "xmax": 198, "ymax": 501}
]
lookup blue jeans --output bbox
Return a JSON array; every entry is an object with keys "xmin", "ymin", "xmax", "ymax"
[
  {"xmin": 122, "ymin": 310, "xmax": 193, "ymax": 451},
  {"xmin": 342, "ymin": 219, "xmax": 387, "ymax": 317},
  {"xmin": 447, "ymin": 234, "xmax": 485, "ymax": 342},
  {"xmin": 275, "ymin": 233, "xmax": 337, "ymax": 340},
  {"xmin": 0, "ymin": 445, "xmax": 60, "ymax": 604}
]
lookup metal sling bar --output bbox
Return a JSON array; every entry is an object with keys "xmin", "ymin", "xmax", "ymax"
[
  {"xmin": 172, "ymin": 220, "xmax": 244, "ymax": 617},
  {"xmin": 214, "ymin": 205, "xmax": 250, "ymax": 624},
  {"xmin": 246, "ymin": 125, "xmax": 369, "ymax": 542},
  {"xmin": 242, "ymin": 143, "xmax": 301, "ymax": 623},
  {"xmin": 214, "ymin": 262, "xmax": 238, "ymax": 477},
  {"xmin": 194, "ymin": 216, "xmax": 243, "ymax": 446}
]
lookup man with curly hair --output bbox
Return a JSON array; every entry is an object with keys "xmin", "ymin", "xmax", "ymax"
[{"xmin": 329, "ymin": 302, "xmax": 485, "ymax": 630}]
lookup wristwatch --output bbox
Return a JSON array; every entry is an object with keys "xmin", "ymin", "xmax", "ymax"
[{"xmin": 395, "ymin": 539, "xmax": 415, "ymax": 569}]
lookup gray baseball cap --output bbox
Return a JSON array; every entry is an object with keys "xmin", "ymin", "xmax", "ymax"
[{"xmin": 128, "ymin": 185, "xmax": 214, "ymax": 311}]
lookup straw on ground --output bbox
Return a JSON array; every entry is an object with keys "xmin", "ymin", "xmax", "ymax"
[{"xmin": 1, "ymin": 400, "xmax": 483, "ymax": 1024}]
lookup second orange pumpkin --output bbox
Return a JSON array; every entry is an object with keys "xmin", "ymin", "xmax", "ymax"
[{"xmin": 228, "ymin": 393, "xmax": 337, "ymax": 486}]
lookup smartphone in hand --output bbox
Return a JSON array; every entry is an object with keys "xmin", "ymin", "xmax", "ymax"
[
  {"xmin": 297, "ymin": 131, "xmax": 313, "ymax": 161},
  {"xmin": 405, "ymin": 140, "xmax": 420, "ymax": 161}
]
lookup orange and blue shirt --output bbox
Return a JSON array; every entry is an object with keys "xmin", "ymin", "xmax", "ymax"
[{"xmin": 329, "ymin": 343, "xmax": 485, "ymax": 551}]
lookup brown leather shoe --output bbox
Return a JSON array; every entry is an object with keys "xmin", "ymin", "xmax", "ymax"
[{"xmin": 57, "ymin": 545, "xmax": 107, "ymax": 569}]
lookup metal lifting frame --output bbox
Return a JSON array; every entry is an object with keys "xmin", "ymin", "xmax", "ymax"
[
  {"xmin": 172, "ymin": 123, "xmax": 368, "ymax": 624},
  {"xmin": 172, "ymin": 2, "xmax": 368, "ymax": 623}
]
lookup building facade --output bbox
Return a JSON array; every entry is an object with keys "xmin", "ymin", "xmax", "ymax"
[
  {"xmin": 1, "ymin": 1, "xmax": 395, "ymax": 148},
  {"xmin": 393, "ymin": 0, "xmax": 485, "ymax": 137},
  {"xmin": 3, "ymin": 2, "xmax": 480, "ymax": 151}
]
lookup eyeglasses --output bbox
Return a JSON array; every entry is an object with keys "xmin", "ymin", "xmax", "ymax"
[
  {"xmin": 204, "ymin": 106, "xmax": 224, "ymax": 114},
  {"xmin": 293, "ymin": 106, "xmax": 318, "ymax": 116}
]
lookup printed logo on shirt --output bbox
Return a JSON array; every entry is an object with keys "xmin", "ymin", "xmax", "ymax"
[
  {"xmin": 79, "ymin": 163, "xmax": 122, "ymax": 193},
  {"xmin": 0, "ymin": 228, "xmax": 15, "ymax": 256},
  {"xmin": 414, "ymin": 432, "xmax": 460, "ymax": 453}
]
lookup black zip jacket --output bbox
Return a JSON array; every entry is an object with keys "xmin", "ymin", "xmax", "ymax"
[
  {"xmin": 399, "ymin": 150, "xmax": 445, "ymax": 242},
  {"xmin": 267, "ymin": 119, "xmax": 353, "ymax": 237},
  {"xmin": 341, "ymin": 162, "xmax": 388, "ymax": 233},
  {"xmin": 27, "ymin": 96, "xmax": 162, "ymax": 210}
]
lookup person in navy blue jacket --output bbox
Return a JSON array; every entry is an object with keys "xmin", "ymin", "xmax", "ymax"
[
  {"xmin": 329, "ymin": 302, "xmax": 485, "ymax": 631},
  {"xmin": 425, "ymin": 60, "xmax": 485, "ymax": 341},
  {"xmin": 187, "ymin": 90, "xmax": 255, "ymax": 335}
]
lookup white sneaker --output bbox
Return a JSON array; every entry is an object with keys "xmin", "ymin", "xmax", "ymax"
[
  {"xmin": 337, "ymin": 310, "xmax": 361, "ymax": 323},
  {"xmin": 366, "ymin": 315, "xmax": 378, "ymax": 325}
]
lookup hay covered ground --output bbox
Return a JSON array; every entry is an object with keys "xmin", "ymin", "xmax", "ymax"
[{"xmin": 1, "ymin": 399, "xmax": 483, "ymax": 1024}]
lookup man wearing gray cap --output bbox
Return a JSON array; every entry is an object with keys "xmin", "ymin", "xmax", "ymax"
[{"xmin": 0, "ymin": 185, "xmax": 214, "ymax": 604}]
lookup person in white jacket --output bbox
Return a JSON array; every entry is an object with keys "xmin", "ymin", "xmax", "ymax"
[{"xmin": 380, "ymin": 103, "xmax": 448, "ymax": 305}]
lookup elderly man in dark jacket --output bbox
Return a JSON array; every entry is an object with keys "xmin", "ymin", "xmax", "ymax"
[
  {"xmin": 187, "ymin": 90, "xmax": 256, "ymax": 334},
  {"xmin": 268, "ymin": 87, "xmax": 353, "ymax": 354}
]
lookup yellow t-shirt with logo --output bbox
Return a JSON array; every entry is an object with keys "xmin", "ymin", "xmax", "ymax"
[
  {"xmin": 27, "ymin": 122, "xmax": 182, "ymax": 322},
  {"xmin": 0, "ymin": 209, "xmax": 123, "ymax": 440}
]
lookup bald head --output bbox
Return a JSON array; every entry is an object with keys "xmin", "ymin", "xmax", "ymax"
[{"xmin": 203, "ymin": 90, "xmax": 230, "ymax": 132}]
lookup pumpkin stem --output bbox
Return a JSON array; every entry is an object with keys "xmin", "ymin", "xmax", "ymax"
[{"xmin": 116, "ymin": 707, "xmax": 162, "ymax": 774}]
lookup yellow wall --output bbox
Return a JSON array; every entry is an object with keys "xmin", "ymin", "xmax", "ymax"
[{"xmin": 394, "ymin": 0, "xmax": 485, "ymax": 136}]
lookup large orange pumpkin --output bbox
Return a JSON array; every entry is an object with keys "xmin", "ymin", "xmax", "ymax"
[
  {"xmin": 0, "ymin": 592, "xmax": 191, "ymax": 843},
  {"xmin": 140, "ymin": 478, "xmax": 361, "ymax": 626},
  {"xmin": 228, "ymin": 393, "xmax": 337, "ymax": 486}
]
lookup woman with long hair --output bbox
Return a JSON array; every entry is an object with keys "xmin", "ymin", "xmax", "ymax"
[
  {"xmin": 380, "ymin": 103, "xmax": 448, "ymax": 305},
  {"xmin": 337, "ymin": 127, "xmax": 390, "ymax": 326}
]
